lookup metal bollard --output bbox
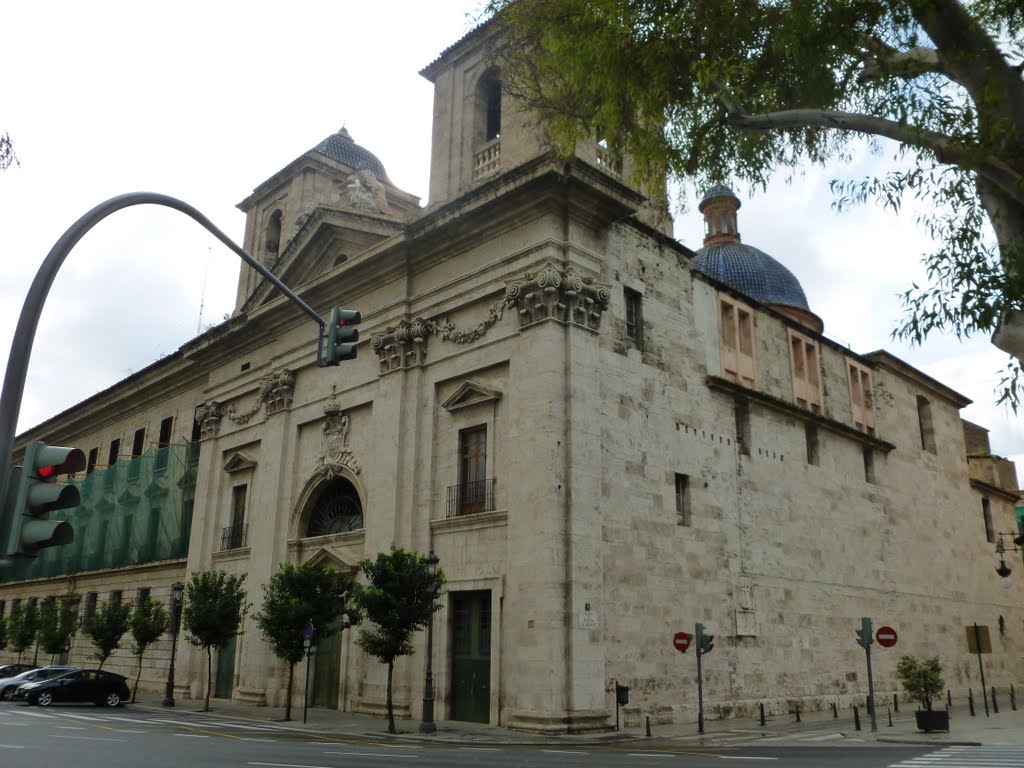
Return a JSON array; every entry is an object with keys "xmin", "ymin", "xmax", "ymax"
[
  {"xmin": 893, "ymin": 692, "xmax": 899, "ymax": 713},
  {"xmin": 888, "ymin": 706, "xmax": 893, "ymax": 727},
  {"xmin": 947, "ymin": 689, "xmax": 952, "ymax": 707},
  {"xmin": 992, "ymin": 686, "xmax": 999, "ymax": 714},
  {"xmin": 832, "ymin": 702, "xmax": 838, "ymax": 719},
  {"xmin": 854, "ymin": 705, "xmax": 861, "ymax": 731},
  {"xmin": 1012, "ymin": 685, "xmax": 1017, "ymax": 711},
  {"xmin": 795, "ymin": 703, "xmax": 801, "ymax": 723},
  {"xmin": 646, "ymin": 715, "xmax": 651, "ymax": 737},
  {"xmin": 759, "ymin": 702, "xmax": 766, "ymax": 727},
  {"xmin": 969, "ymin": 688, "xmax": 976, "ymax": 717}
]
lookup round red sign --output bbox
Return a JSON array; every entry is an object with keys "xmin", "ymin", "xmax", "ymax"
[
  {"xmin": 673, "ymin": 631, "xmax": 692, "ymax": 653},
  {"xmin": 875, "ymin": 626, "xmax": 898, "ymax": 648}
]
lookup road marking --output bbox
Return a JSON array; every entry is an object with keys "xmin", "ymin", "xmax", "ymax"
[
  {"xmin": 173, "ymin": 733, "xmax": 210, "ymax": 738},
  {"xmin": 324, "ymin": 753, "xmax": 417, "ymax": 759},
  {"xmin": 250, "ymin": 762, "xmax": 335, "ymax": 768},
  {"xmin": 459, "ymin": 747, "xmax": 500, "ymax": 751},
  {"xmin": 240, "ymin": 738, "xmax": 277, "ymax": 743},
  {"xmin": 628, "ymin": 755, "xmax": 675, "ymax": 759},
  {"xmin": 720, "ymin": 757, "xmax": 779, "ymax": 762},
  {"xmin": 56, "ymin": 726, "xmax": 87, "ymax": 730},
  {"xmin": 0, "ymin": 745, "xmax": 26, "ymax": 749},
  {"xmin": 543, "ymin": 750, "xmax": 588, "ymax": 755},
  {"xmin": 53, "ymin": 735, "xmax": 126, "ymax": 742}
]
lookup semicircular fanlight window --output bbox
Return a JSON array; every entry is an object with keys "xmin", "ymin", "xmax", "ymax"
[{"xmin": 306, "ymin": 478, "xmax": 363, "ymax": 537}]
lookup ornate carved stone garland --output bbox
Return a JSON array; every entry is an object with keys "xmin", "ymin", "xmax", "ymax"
[
  {"xmin": 194, "ymin": 368, "xmax": 296, "ymax": 438},
  {"xmin": 317, "ymin": 389, "xmax": 361, "ymax": 478},
  {"xmin": 370, "ymin": 263, "xmax": 610, "ymax": 374}
]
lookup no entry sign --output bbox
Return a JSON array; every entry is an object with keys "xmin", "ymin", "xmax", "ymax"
[
  {"xmin": 875, "ymin": 626, "xmax": 898, "ymax": 648},
  {"xmin": 673, "ymin": 631, "xmax": 692, "ymax": 653}
]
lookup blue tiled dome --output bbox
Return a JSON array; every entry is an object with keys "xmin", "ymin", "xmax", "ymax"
[
  {"xmin": 692, "ymin": 242, "xmax": 812, "ymax": 312},
  {"xmin": 313, "ymin": 127, "xmax": 391, "ymax": 183}
]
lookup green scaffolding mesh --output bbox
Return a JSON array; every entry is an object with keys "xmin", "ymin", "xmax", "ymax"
[{"xmin": 6, "ymin": 442, "xmax": 199, "ymax": 582}]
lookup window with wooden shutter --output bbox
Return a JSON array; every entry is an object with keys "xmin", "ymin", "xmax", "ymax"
[
  {"xmin": 788, "ymin": 330, "xmax": 822, "ymax": 412},
  {"xmin": 847, "ymin": 359, "xmax": 875, "ymax": 434},
  {"xmin": 718, "ymin": 293, "xmax": 756, "ymax": 388}
]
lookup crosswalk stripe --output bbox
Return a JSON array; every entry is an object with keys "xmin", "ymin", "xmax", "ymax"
[{"xmin": 888, "ymin": 745, "xmax": 1024, "ymax": 767}]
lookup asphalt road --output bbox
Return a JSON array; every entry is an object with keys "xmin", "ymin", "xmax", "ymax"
[{"xmin": 0, "ymin": 702, "xmax": 1017, "ymax": 768}]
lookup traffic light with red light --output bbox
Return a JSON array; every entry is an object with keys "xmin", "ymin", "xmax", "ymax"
[
  {"xmin": 2, "ymin": 441, "xmax": 84, "ymax": 558},
  {"xmin": 856, "ymin": 616, "xmax": 874, "ymax": 649},
  {"xmin": 320, "ymin": 308, "xmax": 361, "ymax": 366}
]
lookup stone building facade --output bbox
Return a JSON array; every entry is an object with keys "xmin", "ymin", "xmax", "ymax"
[{"xmin": 2, "ymin": 23, "xmax": 1022, "ymax": 731}]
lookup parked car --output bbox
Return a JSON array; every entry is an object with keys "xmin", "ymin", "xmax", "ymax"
[
  {"xmin": 20, "ymin": 669, "xmax": 130, "ymax": 707},
  {"xmin": 0, "ymin": 666, "xmax": 78, "ymax": 700},
  {"xmin": 0, "ymin": 664, "xmax": 36, "ymax": 679}
]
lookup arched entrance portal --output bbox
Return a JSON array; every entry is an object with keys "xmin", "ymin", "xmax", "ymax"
[{"xmin": 302, "ymin": 476, "xmax": 364, "ymax": 709}]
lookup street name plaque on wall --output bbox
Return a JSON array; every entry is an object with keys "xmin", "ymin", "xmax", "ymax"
[{"xmin": 579, "ymin": 604, "xmax": 599, "ymax": 630}]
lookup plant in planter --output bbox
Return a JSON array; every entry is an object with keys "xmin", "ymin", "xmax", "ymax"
[{"xmin": 895, "ymin": 654, "xmax": 949, "ymax": 732}]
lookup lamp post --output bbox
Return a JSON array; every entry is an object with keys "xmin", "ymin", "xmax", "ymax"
[
  {"xmin": 163, "ymin": 581, "xmax": 185, "ymax": 707},
  {"xmin": 994, "ymin": 532, "xmax": 1024, "ymax": 589},
  {"xmin": 419, "ymin": 550, "xmax": 441, "ymax": 735}
]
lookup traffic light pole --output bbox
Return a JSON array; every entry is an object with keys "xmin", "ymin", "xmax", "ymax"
[{"xmin": 0, "ymin": 192, "xmax": 325, "ymax": 566}]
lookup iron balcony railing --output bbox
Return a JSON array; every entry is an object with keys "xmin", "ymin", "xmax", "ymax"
[
  {"xmin": 220, "ymin": 523, "xmax": 248, "ymax": 551},
  {"xmin": 446, "ymin": 478, "xmax": 496, "ymax": 517}
]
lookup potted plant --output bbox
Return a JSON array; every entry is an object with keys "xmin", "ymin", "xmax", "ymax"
[{"xmin": 895, "ymin": 654, "xmax": 949, "ymax": 732}]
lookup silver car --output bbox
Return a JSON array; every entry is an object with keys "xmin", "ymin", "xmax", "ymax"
[{"xmin": 0, "ymin": 666, "xmax": 79, "ymax": 700}]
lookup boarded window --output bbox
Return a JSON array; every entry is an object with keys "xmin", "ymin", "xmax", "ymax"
[
  {"xmin": 624, "ymin": 287, "xmax": 643, "ymax": 345},
  {"xmin": 719, "ymin": 294, "xmax": 756, "ymax": 388},
  {"xmin": 917, "ymin": 395, "xmax": 937, "ymax": 453},
  {"xmin": 847, "ymin": 360, "xmax": 875, "ymax": 434},
  {"xmin": 789, "ymin": 330, "xmax": 822, "ymax": 412},
  {"xmin": 675, "ymin": 474, "xmax": 691, "ymax": 526},
  {"xmin": 983, "ymin": 498, "xmax": 994, "ymax": 544}
]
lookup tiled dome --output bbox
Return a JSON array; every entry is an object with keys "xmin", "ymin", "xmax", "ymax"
[
  {"xmin": 692, "ymin": 241, "xmax": 813, "ymax": 312},
  {"xmin": 313, "ymin": 127, "xmax": 391, "ymax": 183}
]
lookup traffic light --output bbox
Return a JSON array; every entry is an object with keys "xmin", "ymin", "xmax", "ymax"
[
  {"xmin": 856, "ymin": 616, "xmax": 874, "ymax": 649},
  {"xmin": 2, "ymin": 441, "xmax": 84, "ymax": 558},
  {"xmin": 696, "ymin": 622, "xmax": 714, "ymax": 655},
  {"xmin": 320, "ymin": 308, "xmax": 361, "ymax": 366}
]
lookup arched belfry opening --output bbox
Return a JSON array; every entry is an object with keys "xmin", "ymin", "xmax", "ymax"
[
  {"xmin": 265, "ymin": 209, "xmax": 283, "ymax": 259},
  {"xmin": 304, "ymin": 476, "xmax": 364, "ymax": 537},
  {"xmin": 475, "ymin": 68, "xmax": 502, "ymax": 144}
]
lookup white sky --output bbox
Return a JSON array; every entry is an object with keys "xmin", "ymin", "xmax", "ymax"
[{"xmin": 2, "ymin": 1, "xmax": 1022, "ymax": 474}]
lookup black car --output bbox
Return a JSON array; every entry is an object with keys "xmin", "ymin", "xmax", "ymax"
[
  {"xmin": 20, "ymin": 669, "xmax": 130, "ymax": 707},
  {"xmin": 0, "ymin": 666, "xmax": 77, "ymax": 700},
  {"xmin": 0, "ymin": 664, "xmax": 36, "ymax": 679}
]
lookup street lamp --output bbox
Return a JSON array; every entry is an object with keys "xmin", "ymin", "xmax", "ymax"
[
  {"xmin": 163, "ymin": 581, "xmax": 185, "ymax": 707},
  {"xmin": 994, "ymin": 532, "xmax": 1024, "ymax": 589},
  {"xmin": 419, "ymin": 550, "xmax": 441, "ymax": 735}
]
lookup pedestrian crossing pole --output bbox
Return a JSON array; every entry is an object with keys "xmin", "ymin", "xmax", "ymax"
[{"xmin": 855, "ymin": 617, "xmax": 878, "ymax": 732}]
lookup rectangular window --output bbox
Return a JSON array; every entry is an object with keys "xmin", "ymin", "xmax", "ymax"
[
  {"xmin": 674, "ymin": 474, "xmax": 691, "ymax": 526},
  {"xmin": 805, "ymin": 424, "xmax": 820, "ymax": 466},
  {"xmin": 917, "ymin": 395, "xmax": 937, "ymax": 453},
  {"xmin": 110, "ymin": 590, "xmax": 123, "ymax": 606},
  {"xmin": 137, "ymin": 587, "xmax": 151, "ymax": 602},
  {"xmin": 83, "ymin": 592, "xmax": 98, "ymax": 623},
  {"xmin": 459, "ymin": 425, "xmax": 488, "ymax": 514},
  {"xmin": 847, "ymin": 359, "xmax": 875, "ymax": 434},
  {"xmin": 225, "ymin": 485, "xmax": 247, "ymax": 549},
  {"xmin": 735, "ymin": 398, "xmax": 751, "ymax": 456},
  {"xmin": 131, "ymin": 428, "xmax": 146, "ymax": 458},
  {"xmin": 789, "ymin": 330, "xmax": 822, "ymax": 412},
  {"xmin": 155, "ymin": 416, "xmax": 174, "ymax": 472},
  {"xmin": 107, "ymin": 438, "xmax": 121, "ymax": 467},
  {"xmin": 624, "ymin": 287, "xmax": 643, "ymax": 346},
  {"xmin": 86, "ymin": 447, "xmax": 98, "ymax": 475},
  {"xmin": 0, "ymin": 600, "xmax": 5, "ymax": 618},
  {"xmin": 863, "ymin": 447, "xmax": 876, "ymax": 483},
  {"xmin": 719, "ymin": 293, "xmax": 756, "ymax": 388},
  {"xmin": 983, "ymin": 498, "xmax": 994, "ymax": 544},
  {"xmin": 11, "ymin": 598, "xmax": 21, "ymax": 614}
]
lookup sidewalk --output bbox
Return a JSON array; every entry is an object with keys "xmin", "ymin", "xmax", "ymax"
[{"xmin": 129, "ymin": 692, "xmax": 1024, "ymax": 748}]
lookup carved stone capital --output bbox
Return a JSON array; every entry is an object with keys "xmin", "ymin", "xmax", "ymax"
[
  {"xmin": 505, "ymin": 263, "xmax": 610, "ymax": 330},
  {"xmin": 195, "ymin": 401, "xmax": 225, "ymax": 440},
  {"xmin": 225, "ymin": 368, "xmax": 296, "ymax": 425}
]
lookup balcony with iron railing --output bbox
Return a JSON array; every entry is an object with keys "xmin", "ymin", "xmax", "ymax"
[
  {"xmin": 446, "ymin": 478, "xmax": 496, "ymax": 518},
  {"xmin": 220, "ymin": 523, "xmax": 248, "ymax": 551}
]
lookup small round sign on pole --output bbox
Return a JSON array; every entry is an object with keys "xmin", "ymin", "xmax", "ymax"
[
  {"xmin": 875, "ymin": 626, "xmax": 898, "ymax": 648},
  {"xmin": 673, "ymin": 631, "xmax": 692, "ymax": 653}
]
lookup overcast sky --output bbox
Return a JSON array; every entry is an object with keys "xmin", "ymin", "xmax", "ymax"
[{"xmin": 2, "ymin": 1, "xmax": 1022, "ymax": 474}]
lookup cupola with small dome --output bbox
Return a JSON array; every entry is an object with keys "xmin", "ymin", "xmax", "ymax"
[{"xmin": 691, "ymin": 187, "xmax": 823, "ymax": 333}]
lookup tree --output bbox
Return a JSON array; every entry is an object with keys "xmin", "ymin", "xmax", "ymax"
[
  {"xmin": 0, "ymin": 131, "xmax": 16, "ymax": 172},
  {"xmin": 896, "ymin": 654, "xmax": 945, "ymax": 710},
  {"xmin": 128, "ymin": 595, "xmax": 169, "ymax": 703},
  {"xmin": 181, "ymin": 570, "xmax": 248, "ymax": 712},
  {"xmin": 7, "ymin": 602, "xmax": 38, "ymax": 663},
  {"xmin": 255, "ymin": 562, "xmax": 362, "ymax": 720},
  {"xmin": 487, "ymin": 0, "xmax": 1024, "ymax": 403},
  {"xmin": 83, "ymin": 598, "xmax": 132, "ymax": 670},
  {"xmin": 355, "ymin": 547, "xmax": 445, "ymax": 734},
  {"xmin": 38, "ymin": 597, "xmax": 79, "ymax": 663}
]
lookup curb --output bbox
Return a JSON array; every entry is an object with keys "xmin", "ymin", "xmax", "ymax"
[{"xmin": 877, "ymin": 738, "xmax": 983, "ymax": 747}]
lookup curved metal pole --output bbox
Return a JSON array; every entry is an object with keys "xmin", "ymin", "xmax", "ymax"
[{"xmin": 0, "ymin": 192, "xmax": 325, "ymax": 561}]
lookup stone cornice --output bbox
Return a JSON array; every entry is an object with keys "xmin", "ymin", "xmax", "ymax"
[{"xmin": 969, "ymin": 477, "xmax": 1022, "ymax": 503}]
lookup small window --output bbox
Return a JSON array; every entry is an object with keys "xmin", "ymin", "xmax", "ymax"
[
  {"xmin": 917, "ymin": 395, "xmax": 936, "ymax": 453},
  {"xmin": 11, "ymin": 598, "xmax": 21, "ymax": 614},
  {"xmin": 0, "ymin": 600, "xmax": 5, "ymax": 618},
  {"xmin": 131, "ymin": 428, "xmax": 146, "ymax": 458},
  {"xmin": 107, "ymin": 438, "xmax": 121, "ymax": 467},
  {"xmin": 983, "ymin": 498, "xmax": 994, "ymax": 544},
  {"xmin": 735, "ymin": 398, "xmax": 751, "ymax": 456},
  {"xmin": 847, "ymin": 360, "xmax": 875, "ymax": 434},
  {"xmin": 624, "ymin": 287, "xmax": 643, "ymax": 345},
  {"xmin": 863, "ymin": 447, "xmax": 876, "ymax": 483},
  {"xmin": 158, "ymin": 417, "xmax": 174, "ymax": 447},
  {"xmin": 675, "ymin": 474, "xmax": 691, "ymax": 526},
  {"xmin": 86, "ymin": 447, "xmax": 98, "ymax": 475},
  {"xmin": 789, "ymin": 330, "xmax": 822, "ymax": 412},
  {"xmin": 265, "ymin": 209, "xmax": 282, "ymax": 256},
  {"xmin": 805, "ymin": 424, "xmax": 820, "ymax": 466},
  {"xmin": 137, "ymin": 587, "xmax": 151, "ymax": 602},
  {"xmin": 83, "ymin": 592, "xmax": 98, "ymax": 623},
  {"xmin": 719, "ymin": 293, "xmax": 756, "ymax": 388},
  {"xmin": 110, "ymin": 590, "xmax": 123, "ymax": 606}
]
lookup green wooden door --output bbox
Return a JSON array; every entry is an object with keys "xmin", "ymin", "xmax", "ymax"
[
  {"xmin": 214, "ymin": 635, "xmax": 237, "ymax": 699},
  {"xmin": 450, "ymin": 590, "xmax": 491, "ymax": 723},
  {"xmin": 311, "ymin": 630, "xmax": 342, "ymax": 709}
]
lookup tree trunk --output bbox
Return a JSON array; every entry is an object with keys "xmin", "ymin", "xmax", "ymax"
[
  {"xmin": 133, "ymin": 653, "xmax": 143, "ymax": 703},
  {"xmin": 386, "ymin": 661, "xmax": 396, "ymax": 734},
  {"xmin": 205, "ymin": 647, "xmax": 213, "ymax": 712},
  {"xmin": 285, "ymin": 661, "xmax": 295, "ymax": 721}
]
